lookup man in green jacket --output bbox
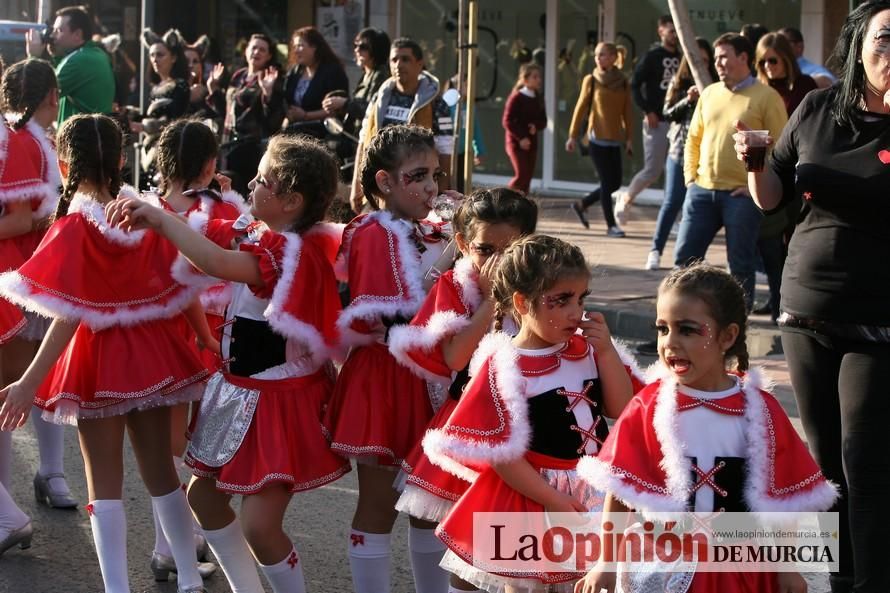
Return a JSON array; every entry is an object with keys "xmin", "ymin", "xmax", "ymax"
[{"xmin": 26, "ymin": 5, "xmax": 115, "ymax": 126}]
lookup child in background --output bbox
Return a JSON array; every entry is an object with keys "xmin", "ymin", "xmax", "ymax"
[
  {"xmin": 502, "ymin": 63, "xmax": 547, "ymax": 194},
  {"xmin": 108, "ymin": 134, "xmax": 350, "ymax": 593},
  {"xmin": 576, "ymin": 264, "xmax": 838, "ymax": 593},
  {"xmin": 324, "ymin": 124, "xmax": 452, "ymax": 593},
  {"xmin": 0, "ymin": 114, "xmax": 209, "ymax": 593},
  {"xmin": 425, "ymin": 235, "xmax": 640, "ymax": 593}
]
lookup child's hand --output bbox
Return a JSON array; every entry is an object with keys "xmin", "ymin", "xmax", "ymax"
[
  {"xmin": 197, "ymin": 335, "xmax": 221, "ymax": 357},
  {"xmin": 477, "ymin": 252, "xmax": 501, "ymax": 298},
  {"xmin": 105, "ymin": 198, "xmax": 163, "ymax": 231},
  {"xmin": 0, "ymin": 381, "xmax": 35, "ymax": 431},
  {"xmin": 215, "ymin": 173, "xmax": 232, "ymax": 194},
  {"xmin": 579, "ymin": 311, "xmax": 614, "ymax": 352},
  {"xmin": 777, "ymin": 572, "xmax": 806, "ymax": 593},
  {"xmin": 574, "ymin": 562, "xmax": 616, "ymax": 593},
  {"xmin": 545, "ymin": 491, "xmax": 588, "ymax": 515}
]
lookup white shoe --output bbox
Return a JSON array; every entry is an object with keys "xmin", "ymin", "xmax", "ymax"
[
  {"xmin": 614, "ymin": 193, "xmax": 631, "ymax": 226},
  {"xmin": 645, "ymin": 250, "xmax": 661, "ymax": 270}
]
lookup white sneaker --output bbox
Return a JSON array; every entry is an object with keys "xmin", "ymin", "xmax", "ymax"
[
  {"xmin": 645, "ymin": 250, "xmax": 661, "ymax": 270},
  {"xmin": 614, "ymin": 193, "xmax": 631, "ymax": 226}
]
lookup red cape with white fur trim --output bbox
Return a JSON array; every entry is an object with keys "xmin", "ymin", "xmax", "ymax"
[
  {"xmin": 576, "ymin": 368, "xmax": 839, "ymax": 518},
  {"xmin": 0, "ymin": 120, "xmax": 46, "ymax": 205},
  {"xmin": 336, "ymin": 212, "xmax": 426, "ymax": 346},
  {"xmin": 0, "ymin": 188, "xmax": 202, "ymax": 330},
  {"xmin": 388, "ymin": 257, "xmax": 482, "ymax": 384}
]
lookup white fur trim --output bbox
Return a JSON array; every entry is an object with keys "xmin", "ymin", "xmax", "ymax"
[
  {"xmin": 220, "ymin": 189, "xmax": 249, "ymax": 215},
  {"xmin": 68, "ymin": 187, "xmax": 147, "ymax": 246},
  {"xmin": 0, "ymin": 121, "xmax": 47, "ymax": 206},
  {"xmin": 652, "ymin": 376, "xmax": 694, "ymax": 502},
  {"xmin": 304, "ymin": 221, "xmax": 345, "ymax": 247},
  {"xmin": 610, "ymin": 338, "xmax": 647, "ymax": 388},
  {"xmin": 423, "ymin": 332, "xmax": 530, "ymax": 469},
  {"xmin": 337, "ymin": 211, "xmax": 426, "ymax": 346},
  {"xmin": 263, "ymin": 231, "xmax": 332, "ymax": 368},
  {"xmin": 23, "ymin": 121, "xmax": 60, "ymax": 220},
  {"xmin": 740, "ymin": 368, "xmax": 839, "ymax": 513},
  {"xmin": 169, "ymin": 210, "xmax": 217, "ymax": 288},
  {"xmin": 452, "ymin": 257, "xmax": 482, "ymax": 312},
  {"xmin": 0, "ymin": 269, "xmax": 203, "ymax": 330},
  {"xmin": 388, "ymin": 310, "xmax": 471, "ymax": 385},
  {"xmin": 576, "ymin": 455, "xmax": 686, "ymax": 520}
]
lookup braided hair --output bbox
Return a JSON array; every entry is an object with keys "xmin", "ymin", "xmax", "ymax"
[
  {"xmin": 0, "ymin": 59, "xmax": 57, "ymax": 131},
  {"xmin": 264, "ymin": 134, "xmax": 338, "ymax": 234},
  {"xmin": 360, "ymin": 124, "xmax": 436, "ymax": 210},
  {"xmin": 155, "ymin": 118, "xmax": 218, "ymax": 194},
  {"xmin": 490, "ymin": 234, "xmax": 589, "ymax": 331},
  {"xmin": 54, "ymin": 114, "xmax": 124, "ymax": 221},
  {"xmin": 658, "ymin": 263, "xmax": 750, "ymax": 371}
]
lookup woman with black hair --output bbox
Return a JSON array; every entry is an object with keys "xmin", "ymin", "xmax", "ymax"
[
  {"xmin": 206, "ymin": 33, "xmax": 284, "ymax": 196},
  {"xmin": 282, "ymin": 26, "xmax": 349, "ymax": 138},
  {"xmin": 132, "ymin": 29, "xmax": 191, "ymax": 189},
  {"xmin": 736, "ymin": 2, "xmax": 890, "ymax": 591},
  {"xmin": 322, "ymin": 27, "xmax": 391, "ymax": 138}
]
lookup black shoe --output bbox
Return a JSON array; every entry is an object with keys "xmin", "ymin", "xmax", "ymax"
[
  {"xmin": 635, "ymin": 339, "xmax": 658, "ymax": 356},
  {"xmin": 570, "ymin": 201, "xmax": 590, "ymax": 229}
]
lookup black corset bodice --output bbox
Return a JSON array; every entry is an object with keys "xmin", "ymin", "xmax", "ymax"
[
  {"xmin": 526, "ymin": 378, "xmax": 608, "ymax": 460},
  {"xmin": 685, "ymin": 456, "xmax": 749, "ymax": 512},
  {"xmin": 228, "ymin": 316, "xmax": 286, "ymax": 377}
]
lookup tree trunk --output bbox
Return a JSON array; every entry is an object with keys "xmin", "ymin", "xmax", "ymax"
[{"xmin": 667, "ymin": 0, "xmax": 713, "ymax": 90}]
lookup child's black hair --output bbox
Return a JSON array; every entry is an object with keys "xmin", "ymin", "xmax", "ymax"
[
  {"xmin": 453, "ymin": 187, "xmax": 538, "ymax": 242},
  {"xmin": 155, "ymin": 119, "xmax": 219, "ymax": 194},
  {"xmin": 264, "ymin": 134, "xmax": 338, "ymax": 234},
  {"xmin": 658, "ymin": 263, "xmax": 750, "ymax": 371},
  {"xmin": 54, "ymin": 114, "xmax": 123, "ymax": 221},
  {"xmin": 360, "ymin": 124, "xmax": 436, "ymax": 210},
  {"xmin": 1, "ymin": 59, "xmax": 57, "ymax": 131},
  {"xmin": 491, "ymin": 234, "xmax": 589, "ymax": 330}
]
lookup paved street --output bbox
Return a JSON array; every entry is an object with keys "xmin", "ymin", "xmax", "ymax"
[{"xmin": 1, "ymin": 198, "xmax": 829, "ymax": 592}]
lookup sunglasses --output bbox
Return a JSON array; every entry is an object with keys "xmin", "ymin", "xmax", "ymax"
[
  {"xmin": 354, "ymin": 42, "xmax": 370, "ymax": 51},
  {"xmin": 758, "ymin": 57, "xmax": 780, "ymax": 67}
]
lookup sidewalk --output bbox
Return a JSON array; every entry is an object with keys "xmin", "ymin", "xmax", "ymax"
[{"xmin": 534, "ymin": 195, "xmax": 799, "ymax": 433}]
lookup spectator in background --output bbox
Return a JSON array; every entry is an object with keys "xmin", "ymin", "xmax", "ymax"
[
  {"xmin": 751, "ymin": 32, "xmax": 818, "ymax": 322},
  {"xmin": 616, "ymin": 15, "xmax": 681, "ymax": 225},
  {"xmin": 675, "ymin": 33, "xmax": 787, "ymax": 310},
  {"xmin": 184, "ymin": 35, "xmax": 212, "ymax": 118},
  {"xmin": 206, "ymin": 33, "xmax": 284, "ymax": 196},
  {"xmin": 779, "ymin": 26, "xmax": 837, "ymax": 89},
  {"xmin": 25, "ymin": 5, "xmax": 115, "ymax": 125},
  {"xmin": 322, "ymin": 27, "xmax": 391, "ymax": 139},
  {"xmin": 740, "ymin": 23, "xmax": 769, "ymax": 54},
  {"xmin": 566, "ymin": 42, "xmax": 633, "ymax": 238},
  {"xmin": 131, "ymin": 28, "xmax": 191, "ymax": 189},
  {"xmin": 644, "ymin": 37, "xmax": 717, "ymax": 272},
  {"xmin": 282, "ymin": 26, "xmax": 348, "ymax": 138},
  {"xmin": 348, "ymin": 37, "xmax": 453, "ymax": 212},
  {"xmin": 502, "ymin": 62, "xmax": 547, "ymax": 194}
]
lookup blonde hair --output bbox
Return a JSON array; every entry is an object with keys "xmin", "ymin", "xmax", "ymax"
[{"xmin": 594, "ymin": 42, "xmax": 626, "ymax": 71}]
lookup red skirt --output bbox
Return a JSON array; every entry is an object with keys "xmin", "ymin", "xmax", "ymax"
[
  {"xmin": 186, "ymin": 370, "xmax": 351, "ymax": 495},
  {"xmin": 396, "ymin": 398, "xmax": 470, "ymax": 521},
  {"xmin": 437, "ymin": 451, "xmax": 605, "ymax": 592},
  {"xmin": 35, "ymin": 316, "xmax": 209, "ymax": 425},
  {"xmin": 325, "ymin": 342, "xmax": 434, "ymax": 466},
  {"xmin": 0, "ymin": 297, "xmax": 25, "ymax": 345}
]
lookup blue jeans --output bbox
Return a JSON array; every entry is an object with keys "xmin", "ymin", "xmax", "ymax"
[
  {"xmin": 650, "ymin": 155, "xmax": 686, "ymax": 255},
  {"xmin": 674, "ymin": 183, "xmax": 764, "ymax": 309}
]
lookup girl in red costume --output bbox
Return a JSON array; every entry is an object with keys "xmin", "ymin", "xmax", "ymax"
[
  {"xmin": 324, "ymin": 124, "xmax": 453, "ymax": 593},
  {"xmin": 426, "ymin": 235, "xmax": 641, "ymax": 593},
  {"xmin": 109, "ymin": 134, "xmax": 350, "ymax": 593},
  {"xmin": 0, "ymin": 114, "xmax": 210, "ymax": 593},
  {"xmin": 575, "ymin": 264, "xmax": 839, "ymax": 593}
]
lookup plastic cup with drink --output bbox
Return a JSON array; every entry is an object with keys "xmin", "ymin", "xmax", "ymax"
[{"xmin": 741, "ymin": 130, "xmax": 770, "ymax": 173}]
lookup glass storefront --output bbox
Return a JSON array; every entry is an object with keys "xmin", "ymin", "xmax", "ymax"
[{"xmin": 400, "ymin": 0, "xmax": 802, "ymax": 194}]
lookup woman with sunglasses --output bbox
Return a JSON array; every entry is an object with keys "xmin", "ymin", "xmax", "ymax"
[
  {"xmin": 755, "ymin": 32, "xmax": 818, "ymax": 116},
  {"xmin": 282, "ymin": 26, "xmax": 349, "ymax": 138}
]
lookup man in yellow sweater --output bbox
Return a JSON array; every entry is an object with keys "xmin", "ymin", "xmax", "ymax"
[{"xmin": 675, "ymin": 33, "xmax": 787, "ymax": 309}]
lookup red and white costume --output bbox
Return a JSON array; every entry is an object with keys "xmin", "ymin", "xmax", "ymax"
[
  {"xmin": 0, "ymin": 188, "xmax": 208, "ymax": 424},
  {"xmin": 577, "ymin": 367, "xmax": 839, "ymax": 593},
  {"xmin": 0, "ymin": 120, "xmax": 60, "ymax": 343},
  {"xmin": 325, "ymin": 210, "xmax": 449, "ymax": 466},
  {"xmin": 182, "ymin": 217, "xmax": 350, "ymax": 494},
  {"xmin": 159, "ymin": 188, "xmax": 247, "ymax": 369},
  {"xmin": 426, "ymin": 332, "xmax": 644, "ymax": 593}
]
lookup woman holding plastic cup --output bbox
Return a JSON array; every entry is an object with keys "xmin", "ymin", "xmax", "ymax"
[{"xmin": 734, "ymin": 3, "xmax": 890, "ymax": 591}]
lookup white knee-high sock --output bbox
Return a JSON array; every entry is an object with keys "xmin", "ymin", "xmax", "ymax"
[
  {"xmin": 0, "ymin": 430, "xmax": 12, "ymax": 488},
  {"xmin": 151, "ymin": 502, "xmax": 173, "ymax": 557},
  {"xmin": 30, "ymin": 406, "xmax": 65, "ymax": 476},
  {"xmin": 409, "ymin": 526, "xmax": 448, "ymax": 593},
  {"xmin": 0, "ymin": 482, "xmax": 28, "ymax": 533},
  {"xmin": 88, "ymin": 499, "xmax": 130, "ymax": 593},
  {"xmin": 348, "ymin": 529, "xmax": 391, "ymax": 593},
  {"xmin": 259, "ymin": 544, "xmax": 307, "ymax": 593},
  {"xmin": 151, "ymin": 488, "xmax": 202, "ymax": 590},
  {"xmin": 203, "ymin": 518, "xmax": 263, "ymax": 593}
]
